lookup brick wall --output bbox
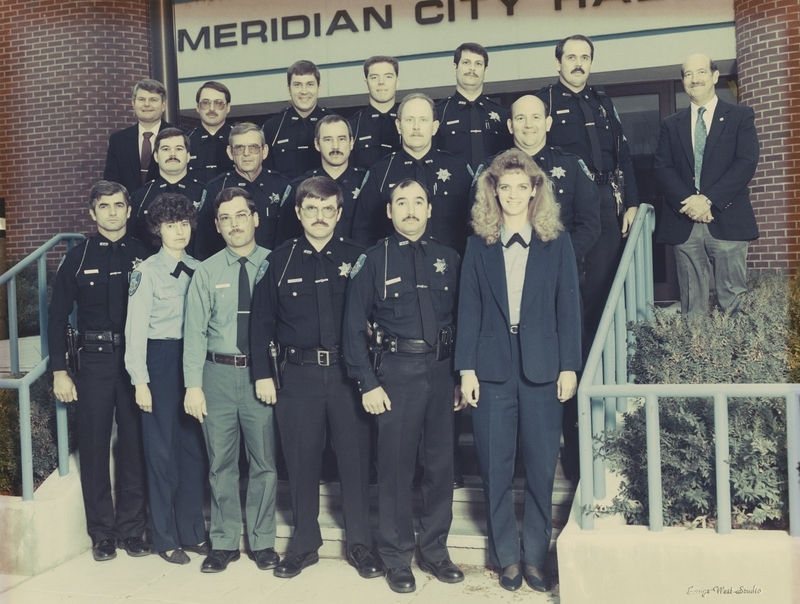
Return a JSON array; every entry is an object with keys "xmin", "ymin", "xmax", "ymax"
[
  {"xmin": 0, "ymin": 0, "xmax": 151, "ymax": 262},
  {"xmin": 735, "ymin": 0, "xmax": 800, "ymax": 271}
]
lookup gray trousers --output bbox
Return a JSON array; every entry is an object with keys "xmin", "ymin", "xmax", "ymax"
[
  {"xmin": 202, "ymin": 360, "xmax": 277, "ymax": 551},
  {"xmin": 673, "ymin": 223, "xmax": 749, "ymax": 316}
]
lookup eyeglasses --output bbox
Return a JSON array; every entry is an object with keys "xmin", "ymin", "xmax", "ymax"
[
  {"xmin": 300, "ymin": 205, "xmax": 338, "ymax": 219},
  {"xmin": 231, "ymin": 144, "xmax": 263, "ymax": 155},
  {"xmin": 198, "ymin": 99, "xmax": 227, "ymax": 110},
  {"xmin": 217, "ymin": 211, "xmax": 253, "ymax": 226}
]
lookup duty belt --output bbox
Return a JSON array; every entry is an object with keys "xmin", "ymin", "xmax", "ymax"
[
  {"xmin": 385, "ymin": 337, "xmax": 437, "ymax": 354},
  {"xmin": 284, "ymin": 346, "xmax": 341, "ymax": 367},
  {"xmin": 206, "ymin": 351, "xmax": 250, "ymax": 367},
  {"xmin": 79, "ymin": 331, "xmax": 123, "ymax": 353},
  {"xmin": 592, "ymin": 170, "xmax": 614, "ymax": 185}
]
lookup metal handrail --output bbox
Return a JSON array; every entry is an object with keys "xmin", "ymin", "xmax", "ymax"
[
  {"xmin": 0, "ymin": 233, "xmax": 85, "ymax": 500},
  {"xmin": 576, "ymin": 207, "xmax": 799, "ymax": 537}
]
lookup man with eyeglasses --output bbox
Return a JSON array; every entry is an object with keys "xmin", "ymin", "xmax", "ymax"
[
  {"xmin": 197, "ymin": 123, "xmax": 290, "ymax": 260},
  {"xmin": 250, "ymin": 176, "xmax": 382, "ymax": 581},
  {"xmin": 129, "ymin": 127, "xmax": 207, "ymax": 255},
  {"xmin": 188, "ymin": 81, "xmax": 235, "ymax": 184},
  {"xmin": 183, "ymin": 187, "xmax": 279, "ymax": 574}
]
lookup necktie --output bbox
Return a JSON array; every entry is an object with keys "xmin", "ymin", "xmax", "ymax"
[
  {"xmin": 379, "ymin": 111, "xmax": 398, "ymax": 151},
  {"xmin": 694, "ymin": 106, "xmax": 707, "ymax": 191},
  {"xmin": 141, "ymin": 131, "xmax": 153, "ymax": 186},
  {"xmin": 413, "ymin": 159, "xmax": 427, "ymax": 187},
  {"xmin": 467, "ymin": 101, "xmax": 485, "ymax": 171},
  {"xmin": 314, "ymin": 254, "xmax": 337, "ymax": 350},
  {"xmin": 170, "ymin": 261, "xmax": 195, "ymax": 279},
  {"xmin": 108, "ymin": 241, "xmax": 124, "ymax": 325},
  {"xmin": 237, "ymin": 256, "xmax": 251, "ymax": 355},
  {"xmin": 505, "ymin": 233, "xmax": 529, "ymax": 248},
  {"xmin": 412, "ymin": 242, "xmax": 437, "ymax": 346},
  {"xmin": 573, "ymin": 93, "xmax": 603, "ymax": 174}
]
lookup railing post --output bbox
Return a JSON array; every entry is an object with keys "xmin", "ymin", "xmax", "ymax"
[
  {"xmin": 56, "ymin": 399, "xmax": 69, "ymax": 476},
  {"xmin": 645, "ymin": 393, "xmax": 663, "ymax": 531},
  {"xmin": 713, "ymin": 393, "xmax": 732, "ymax": 534},
  {"xmin": 614, "ymin": 295, "xmax": 628, "ymax": 414},
  {"xmin": 603, "ymin": 319, "xmax": 616, "ymax": 433},
  {"xmin": 8, "ymin": 276, "xmax": 19, "ymax": 374},
  {"xmin": 787, "ymin": 389, "xmax": 800, "ymax": 538},
  {"xmin": 578, "ymin": 388, "xmax": 595, "ymax": 530},
  {"xmin": 19, "ymin": 384, "xmax": 33, "ymax": 501},
  {"xmin": 38, "ymin": 255, "xmax": 49, "ymax": 358},
  {"xmin": 592, "ymin": 395, "xmax": 606, "ymax": 501}
]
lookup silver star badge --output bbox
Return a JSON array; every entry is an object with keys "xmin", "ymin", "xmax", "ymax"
[
  {"xmin": 436, "ymin": 168, "xmax": 451, "ymax": 182},
  {"xmin": 434, "ymin": 258, "xmax": 447, "ymax": 274},
  {"xmin": 550, "ymin": 166, "xmax": 566, "ymax": 179},
  {"xmin": 338, "ymin": 262, "xmax": 352, "ymax": 277},
  {"xmin": 489, "ymin": 111, "xmax": 501, "ymax": 122},
  {"xmin": 269, "ymin": 192, "xmax": 280, "ymax": 204},
  {"xmin": 352, "ymin": 186, "xmax": 361, "ymax": 199},
  {"xmin": 131, "ymin": 257, "xmax": 144, "ymax": 270}
]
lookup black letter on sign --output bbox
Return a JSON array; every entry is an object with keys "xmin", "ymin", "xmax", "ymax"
[
  {"xmin": 555, "ymin": 0, "xmax": 587, "ymax": 9},
  {"xmin": 593, "ymin": 0, "xmax": 632, "ymax": 5},
  {"xmin": 461, "ymin": 0, "xmax": 482, "ymax": 19},
  {"xmin": 178, "ymin": 27, "xmax": 210, "ymax": 52},
  {"xmin": 242, "ymin": 20, "xmax": 267, "ymax": 44},
  {"xmin": 214, "ymin": 23, "xmax": 237, "ymax": 48},
  {"xmin": 416, "ymin": 0, "xmax": 444, "ymax": 24},
  {"xmin": 327, "ymin": 10, "xmax": 359, "ymax": 35},
  {"xmin": 314, "ymin": 13, "xmax": 321, "ymax": 36},
  {"xmin": 282, "ymin": 15, "xmax": 311, "ymax": 40},
  {"xmin": 364, "ymin": 5, "xmax": 393, "ymax": 31},
  {"xmin": 498, "ymin": 0, "xmax": 518, "ymax": 15}
]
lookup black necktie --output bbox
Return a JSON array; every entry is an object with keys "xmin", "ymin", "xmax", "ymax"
[
  {"xmin": 314, "ymin": 253, "xmax": 336, "ymax": 350},
  {"xmin": 141, "ymin": 131, "xmax": 153, "ymax": 185},
  {"xmin": 467, "ymin": 101, "xmax": 485, "ymax": 171},
  {"xmin": 413, "ymin": 159, "xmax": 427, "ymax": 186},
  {"xmin": 237, "ymin": 257, "xmax": 251, "ymax": 355},
  {"xmin": 505, "ymin": 233, "xmax": 529, "ymax": 248},
  {"xmin": 573, "ymin": 93, "xmax": 603, "ymax": 174},
  {"xmin": 170, "ymin": 261, "xmax": 195, "ymax": 279},
  {"xmin": 412, "ymin": 242, "xmax": 437, "ymax": 346},
  {"xmin": 108, "ymin": 241, "xmax": 124, "ymax": 326},
  {"xmin": 379, "ymin": 111, "xmax": 398, "ymax": 150}
]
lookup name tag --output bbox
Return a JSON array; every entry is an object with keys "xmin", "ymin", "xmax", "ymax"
[
  {"xmin": 446, "ymin": 120, "xmax": 459, "ymax": 125},
  {"xmin": 287, "ymin": 278, "xmax": 303, "ymax": 284},
  {"xmin": 359, "ymin": 135, "xmax": 372, "ymax": 141},
  {"xmin": 215, "ymin": 283, "xmax": 230, "ymax": 289},
  {"xmin": 556, "ymin": 109, "xmax": 570, "ymax": 115},
  {"xmin": 83, "ymin": 269, "xmax": 99, "ymax": 274},
  {"xmin": 277, "ymin": 138, "xmax": 289, "ymax": 144},
  {"xmin": 386, "ymin": 276, "xmax": 402, "ymax": 285}
]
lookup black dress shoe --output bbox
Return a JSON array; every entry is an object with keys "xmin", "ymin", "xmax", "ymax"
[
  {"xmin": 418, "ymin": 558, "xmax": 464, "ymax": 583},
  {"xmin": 273, "ymin": 550, "xmax": 319, "ymax": 578},
  {"xmin": 523, "ymin": 564, "xmax": 552, "ymax": 592},
  {"xmin": 386, "ymin": 566, "xmax": 415, "ymax": 593},
  {"xmin": 249, "ymin": 547, "xmax": 280, "ymax": 570},
  {"xmin": 117, "ymin": 536, "xmax": 150, "ymax": 557},
  {"xmin": 92, "ymin": 539, "xmax": 117, "ymax": 561},
  {"xmin": 453, "ymin": 473, "xmax": 465, "ymax": 489},
  {"xmin": 201, "ymin": 549, "xmax": 240, "ymax": 573},
  {"xmin": 181, "ymin": 541, "xmax": 210, "ymax": 555},
  {"xmin": 159, "ymin": 549, "xmax": 190, "ymax": 565},
  {"xmin": 499, "ymin": 564, "xmax": 522, "ymax": 591},
  {"xmin": 347, "ymin": 545, "xmax": 384, "ymax": 578}
]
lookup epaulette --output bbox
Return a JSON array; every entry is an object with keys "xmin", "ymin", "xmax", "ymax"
[{"xmin": 337, "ymin": 236, "xmax": 366, "ymax": 251}]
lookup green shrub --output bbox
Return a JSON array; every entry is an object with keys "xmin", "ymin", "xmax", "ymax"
[{"xmin": 598, "ymin": 272, "xmax": 789, "ymax": 529}]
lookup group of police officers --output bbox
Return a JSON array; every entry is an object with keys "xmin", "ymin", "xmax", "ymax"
[{"xmin": 48, "ymin": 35, "xmax": 638, "ymax": 594}]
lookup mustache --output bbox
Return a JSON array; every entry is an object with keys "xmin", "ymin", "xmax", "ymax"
[
  {"xmin": 571, "ymin": 67, "xmax": 585, "ymax": 74},
  {"xmin": 312, "ymin": 220, "xmax": 328, "ymax": 227},
  {"xmin": 402, "ymin": 216, "xmax": 420, "ymax": 222}
]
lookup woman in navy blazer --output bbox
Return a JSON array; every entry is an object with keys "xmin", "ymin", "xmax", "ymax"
[{"xmin": 454, "ymin": 149, "xmax": 581, "ymax": 593}]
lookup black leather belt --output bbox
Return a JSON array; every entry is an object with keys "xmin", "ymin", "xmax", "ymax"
[
  {"xmin": 83, "ymin": 331, "xmax": 123, "ymax": 345},
  {"xmin": 510, "ymin": 325, "xmax": 519, "ymax": 334},
  {"xmin": 206, "ymin": 352, "xmax": 250, "ymax": 367},
  {"xmin": 284, "ymin": 346, "xmax": 341, "ymax": 367},
  {"xmin": 386, "ymin": 337, "xmax": 437, "ymax": 354},
  {"xmin": 592, "ymin": 171, "xmax": 614, "ymax": 185}
]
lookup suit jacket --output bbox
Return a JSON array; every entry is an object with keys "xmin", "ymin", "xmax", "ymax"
[
  {"xmin": 103, "ymin": 120, "xmax": 177, "ymax": 196},
  {"xmin": 454, "ymin": 231, "xmax": 582, "ymax": 384},
  {"xmin": 654, "ymin": 99, "xmax": 759, "ymax": 245}
]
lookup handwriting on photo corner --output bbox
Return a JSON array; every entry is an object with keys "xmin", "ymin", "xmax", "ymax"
[{"xmin": 686, "ymin": 586, "xmax": 763, "ymax": 597}]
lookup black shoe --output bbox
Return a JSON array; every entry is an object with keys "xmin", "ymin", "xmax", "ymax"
[
  {"xmin": 249, "ymin": 547, "xmax": 280, "ymax": 570},
  {"xmin": 418, "ymin": 558, "xmax": 464, "ymax": 583},
  {"xmin": 159, "ymin": 549, "xmax": 190, "ymax": 565},
  {"xmin": 499, "ymin": 564, "xmax": 522, "ymax": 591},
  {"xmin": 181, "ymin": 541, "xmax": 210, "ymax": 555},
  {"xmin": 523, "ymin": 564, "xmax": 552, "ymax": 592},
  {"xmin": 347, "ymin": 545, "xmax": 384, "ymax": 578},
  {"xmin": 92, "ymin": 539, "xmax": 117, "ymax": 562},
  {"xmin": 453, "ymin": 473, "xmax": 465, "ymax": 489},
  {"xmin": 386, "ymin": 566, "xmax": 416, "ymax": 593},
  {"xmin": 201, "ymin": 549, "xmax": 240, "ymax": 573},
  {"xmin": 116, "ymin": 536, "xmax": 150, "ymax": 557},
  {"xmin": 273, "ymin": 550, "xmax": 319, "ymax": 578}
]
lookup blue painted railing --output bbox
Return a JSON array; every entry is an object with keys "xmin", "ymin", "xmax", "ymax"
[
  {"xmin": 576, "ymin": 205, "xmax": 799, "ymax": 537},
  {"xmin": 0, "ymin": 233, "xmax": 85, "ymax": 501}
]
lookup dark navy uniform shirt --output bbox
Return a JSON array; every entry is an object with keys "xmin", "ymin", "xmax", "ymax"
[
  {"xmin": 262, "ymin": 105, "xmax": 336, "ymax": 179},
  {"xmin": 187, "ymin": 122, "xmax": 234, "ymax": 184},
  {"xmin": 347, "ymin": 103, "xmax": 401, "ymax": 170}
]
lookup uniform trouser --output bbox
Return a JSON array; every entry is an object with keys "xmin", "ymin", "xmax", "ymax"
[
  {"xmin": 276, "ymin": 360, "xmax": 373, "ymax": 555},
  {"xmin": 375, "ymin": 352, "xmax": 455, "ymax": 569},
  {"xmin": 74, "ymin": 347, "xmax": 147, "ymax": 543},
  {"xmin": 142, "ymin": 340, "xmax": 207, "ymax": 552},
  {"xmin": 472, "ymin": 337, "xmax": 563, "ymax": 570},
  {"xmin": 201, "ymin": 360, "xmax": 277, "ymax": 551},
  {"xmin": 673, "ymin": 223, "xmax": 749, "ymax": 316}
]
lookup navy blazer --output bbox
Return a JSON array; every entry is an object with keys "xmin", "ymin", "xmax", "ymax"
[
  {"xmin": 654, "ymin": 99, "xmax": 759, "ymax": 245},
  {"xmin": 103, "ymin": 120, "xmax": 177, "ymax": 196},
  {"xmin": 454, "ymin": 231, "xmax": 582, "ymax": 384}
]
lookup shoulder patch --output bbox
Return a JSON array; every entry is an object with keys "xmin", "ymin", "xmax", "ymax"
[
  {"xmin": 578, "ymin": 159, "xmax": 593, "ymax": 179},
  {"xmin": 255, "ymin": 259, "xmax": 269, "ymax": 284},
  {"xmin": 129, "ymin": 271, "xmax": 142, "ymax": 296},
  {"xmin": 349, "ymin": 254, "xmax": 367, "ymax": 279}
]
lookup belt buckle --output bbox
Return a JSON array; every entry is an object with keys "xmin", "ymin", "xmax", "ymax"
[
  {"xmin": 234, "ymin": 355, "xmax": 248, "ymax": 368},
  {"xmin": 510, "ymin": 325, "xmax": 519, "ymax": 334},
  {"xmin": 317, "ymin": 350, "xmax": 330, "ymax": 366}
]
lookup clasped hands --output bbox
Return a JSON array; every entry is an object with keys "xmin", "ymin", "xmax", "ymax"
[{"xmin": 680, "ymin": 194, "xmax": 714, "ymax": 223}]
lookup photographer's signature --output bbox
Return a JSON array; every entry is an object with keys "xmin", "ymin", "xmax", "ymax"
[{"xmin": 687, "ymin": 586, "xmax": 762, "ymax": 597}]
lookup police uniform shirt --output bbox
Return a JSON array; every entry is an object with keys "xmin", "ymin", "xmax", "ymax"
[
  {"xmin": 347, "ymin": 103, "xmax": 401, "ymax": 170},
  {"xmin": 535, "ymin": 80, "xmax": 640, "ymax": 208},
  {"xmin": 435, "ymin": 91, "xmax": 512, "ymax": 170},
  {"xmin": 343, "ymin": 233, "xmax": 459, "ymax": 393},
  {"xmin": 352, "ymin": 148, "xmax": 474, "ymax": 254},
  {"xmin": 250, "ymin": 236, "xmax": 364, "ymax": 380},
  {"xmin": 124, "ymin": 248, "xmax": 200, "ymax": 385},
  {"xmin": 262, "ymin": 105, "xmax": 335, "ymax": 179},
  {"xmin": 183, "ymin": 245, "xmax": 269, "ymax": 388},
  {"xmin": 198, "ymin": 169, "xmax": 291, "ymax": 259},
  {"xmin": 187, "ymin": 122, "xmax": 234, "ymax": 184},
  {"xmin": 48, "ymin": 233, "xmax": 151, "ymax": 372},
  {"xmin": 275, "ymin": 165, "xmax": 368, "ymax": 245}
]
